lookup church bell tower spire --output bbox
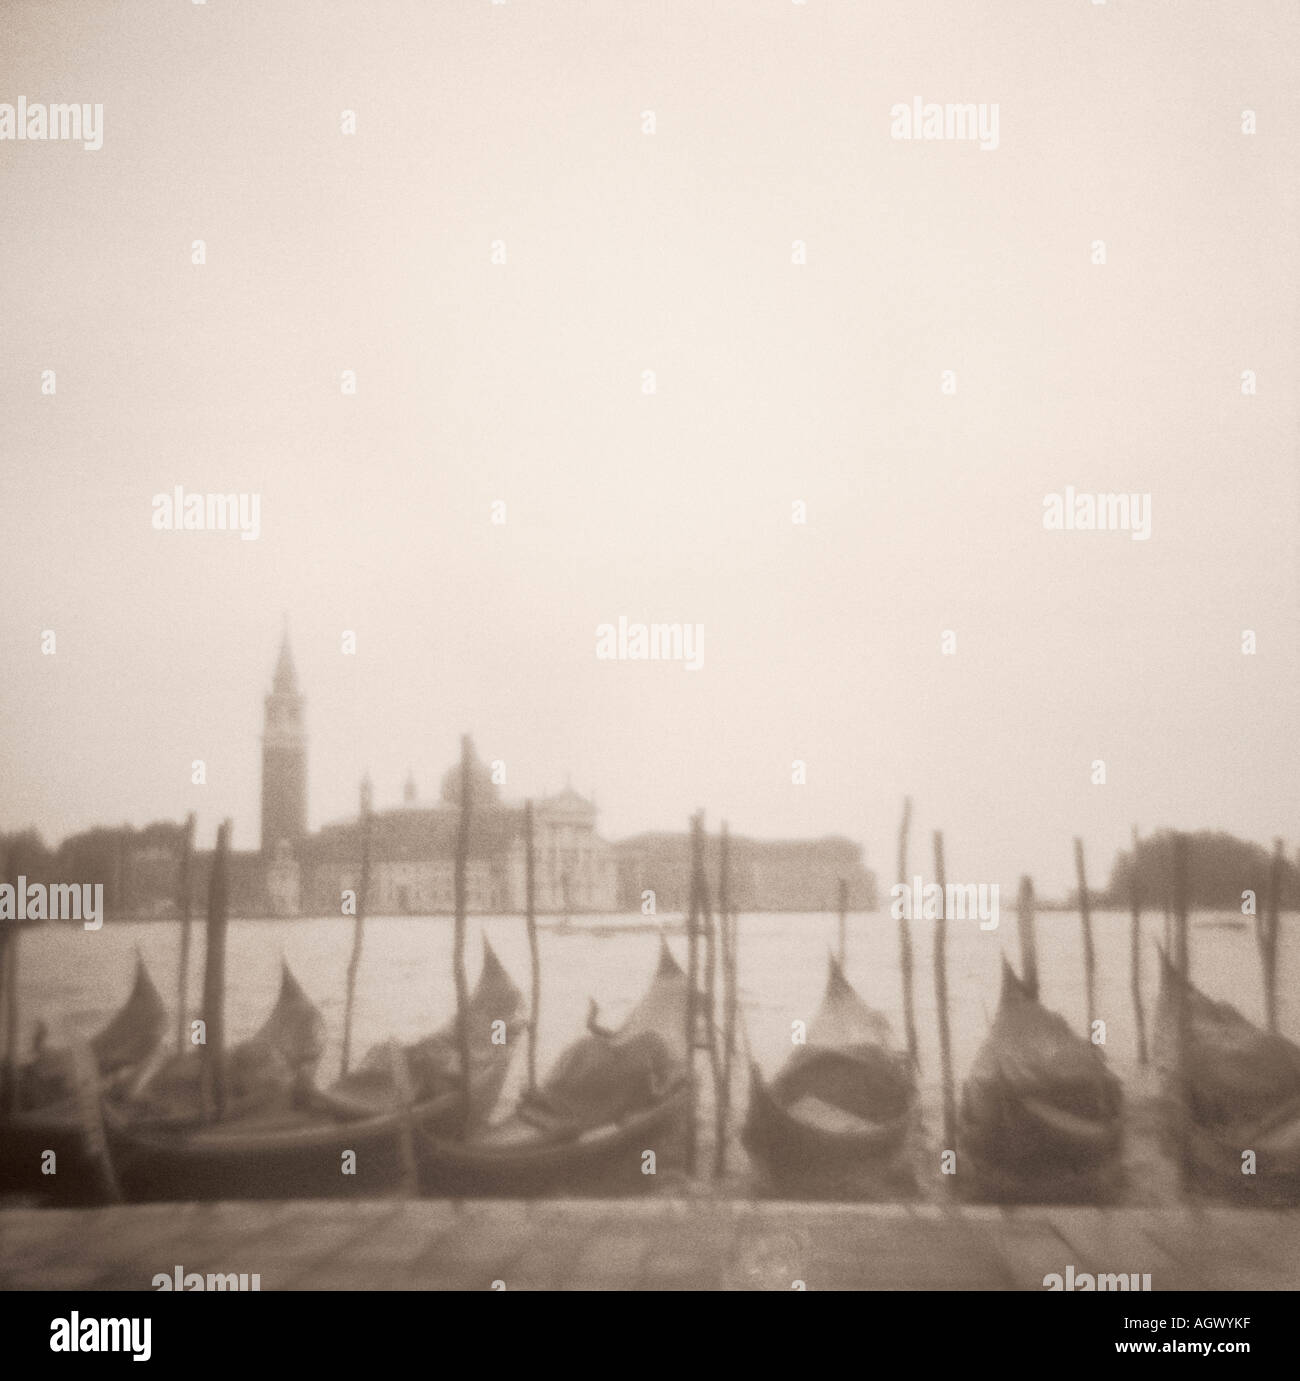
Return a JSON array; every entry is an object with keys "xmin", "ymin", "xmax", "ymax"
[{"xmin": 261, "ymin": 625, "xmax": 308, "ymax": 855}]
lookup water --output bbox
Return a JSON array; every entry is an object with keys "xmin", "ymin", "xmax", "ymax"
[{"xmin": 9, "ymin": 908, "xmax": 1296, "ymax": 1198}]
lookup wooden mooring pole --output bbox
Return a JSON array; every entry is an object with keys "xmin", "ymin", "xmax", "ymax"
[
  {"xmin": 683, "ymin": 813, "xmax": 702, "ymax": 1175},
  {"xmin": 199, "ymin": 820, "xmax": 232, "ymax": 1125},
  {"xmin": 694, "ymin": 823, "xmax": 723, "ymax": 1176},
  {"xmin": 836, "ymin": 878, "xmax": 848, "ymax": 968},
  {"xmin": 385, "ymin": 1039, "xmax": 419, "ymax": 1197},
  {"xmin": 1, "ymin": 843, "xmax": 19, "ymax": 1116},
  {"xmin": 897, "ymin": 797, "xmax": 918, "ymax": 1070},
  {"xmin": 932, "ymin": 830, "xmax": 957, "ymax": 1157},
  {"xmin": 1130, "ymin": 826, "xmax": 1148, "ymax": 1065},
  {"xmin": 700, "ymin": 828, "xmax": 718, "ymax": 1066},
  {"xmin": 1171, "ymin": 831, "xmax": 1192, "ymax": 1195},
  {"xmin": 1016, "ymin": 875, "xmax": 1039, "ymax": 1000},
  {"xmin": 340, "ymin": 777, "xmax": 372, "ymax": 1077},
  {"xmin": 72, "ymin": 1040, "xmax": 122, "ymax": 1204},
  {"xmin": 452, "ymin": 736, "xmax": 474, "ymax": 1139},
  {"xmin": 1259, "ymin": 837, "xmax": 1282, "ymax": 1033},
  {"xmin": 524, "ymin": 799, "xmax": 540, "ymax": 1093},
  {"xmin": 0, "ymin": 927, "xmax": 12, "ymax": 1114},
  {"xmin": 715, "ymin": 821, "xmax": 735, "ymax": 1177},
  {"xmin": 174, "ymin": 812, "xmax": 196, "ymax": 1053},
  {"xmin": 1074, "ymin": 837, "xmax": 1097, "ymax": 1040}
]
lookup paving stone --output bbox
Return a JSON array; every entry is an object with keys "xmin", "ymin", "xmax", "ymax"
[
  {"xmin": 495, "ymin": 1227, "xmax": 595, "ymax": 1290},
  {"xmin": 1123, "ymin": 1210, "xmax": 1213, "ymax": 1289},
  {"xmin": 406, "ymin": 1205, "xmax": 533, "ymax": 1286},
  {"xmin": 346, "ymin": 1208, "xmax": 453, "ymax": 1265},
  {"xmin": 969, "ymin": 1216, "xmax": 1068, "ymax": 1290},
  {"xmin": 567, "ymin": 1231, "xmax": 647, "ymax": 1285},
  {"xmin": 1045, "ymin": 1206, "xmax": 1185, "ymax": 1290}
]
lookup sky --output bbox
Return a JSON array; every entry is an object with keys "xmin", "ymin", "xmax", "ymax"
[{"xmin": 1, "ymin": 0, "xmax": 1297, "ymax": 895}]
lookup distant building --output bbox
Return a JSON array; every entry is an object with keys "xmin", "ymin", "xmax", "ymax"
[
  {"xmin": 528, "ymin": 786, "xmax": 619, "ymax": 912},
  {"xmin": 300, "ymin": 764, "xmax": 618, "ymax": 917},
  {"xmin": 613, "ymin": 831, "xmax": 877, "ymax": 914}
]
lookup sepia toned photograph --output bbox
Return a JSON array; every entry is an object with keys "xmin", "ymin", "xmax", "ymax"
[{"xmin": 1, "ymin": 0, "xmax": 1297, "ymax": 1349}]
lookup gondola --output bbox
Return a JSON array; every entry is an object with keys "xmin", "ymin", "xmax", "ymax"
[
  {"xmin": 1154, "ymin": 949, "xmax": 1300, "ymax": 1200},
  {"xmin": 315, "ymin": 937, "xmax": 523, "ymax": 1122},
  {"xmin": 113, "ymin": 958, "xmax": 328, "ymax": 1128},
  {"xmin": 742, "ymin": 953, "xmax": 917, "ymax": 1197},
  {"xmin": 104, "ymin": 941, "xmax": 523, "ymax": 1201},
  {"xmin": 0, "ymin": 954, "xmax": 167, "ymax": 1203},
  {"xmin": 417, "ymin": 937, "xmax": 690, "ymax": 1196},
  {"xmin": 252, "ymin": 959, "xmax": 328, "ymax": 1076},
  {"xmin": 958, "ymin": 958, "xmax": 1123, "ymax": 1202}
]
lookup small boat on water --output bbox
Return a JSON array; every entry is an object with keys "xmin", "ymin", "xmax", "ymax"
[
  {"xmin": 742, "ymin": 954, "xmax": 917, "ymax": 1197},
  {"xmin": 0, "ymin": 955, "xmax": 167, "ymax": 1203},
  {"xmin": 104, "ymin": 943, "xmax": 523, "ymax": 1201},
  {"xmin": 1154, "ymin": 950, "xmax": 1300, "ymax": 1201},
  {"xmin": 958, "ymin": 959, "xmax": 1123, "ymax": 1203},
  {"xmin": 417, "ymin": 937, "xmax": 690, "ymax": 1196}
]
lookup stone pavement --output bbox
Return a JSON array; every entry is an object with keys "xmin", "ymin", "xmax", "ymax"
[{"xmin": 1, "ymin": 1199, "xmax": 1296, "ymax": 1291}]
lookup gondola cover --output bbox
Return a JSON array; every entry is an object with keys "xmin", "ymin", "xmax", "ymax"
[
  {"xmin": 416, "ymin": 936, "xmax": 690, "ymax": 1195},
  {"xmin": 742, "ymin": 954, "xmax": 917, "ymax": 1193},
  {"xmin": 1154, "ymin": 949, "xmax": 1300, "ymax": 1193},
  {"xmin": 959, "ymin": 958, "xmax": 1122, "ymax": 1198}
]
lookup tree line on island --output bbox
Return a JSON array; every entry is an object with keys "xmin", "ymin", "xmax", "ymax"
[{"xmin": 1097, "ymin": 829, "xmax": 1300, "ymax": 914}]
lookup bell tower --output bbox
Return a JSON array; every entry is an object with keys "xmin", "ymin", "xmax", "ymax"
[{"xmin": 261, "ymin": 627, "xmax": 308, "ymax": 855}]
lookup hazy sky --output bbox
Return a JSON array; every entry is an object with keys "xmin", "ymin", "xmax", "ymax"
[{"xmin": 2, "ymin": 1, "xmax": 1297, "ymax": 894}]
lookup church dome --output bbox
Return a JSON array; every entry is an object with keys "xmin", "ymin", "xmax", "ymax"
[{"xmin": 439, "ymin": 739, "xmax": 500, "ymax": 807}]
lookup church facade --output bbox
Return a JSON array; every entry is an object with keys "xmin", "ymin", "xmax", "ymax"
[{"xmin": 259, "ymin": 636, "xmax": 619, "ymax": 916}]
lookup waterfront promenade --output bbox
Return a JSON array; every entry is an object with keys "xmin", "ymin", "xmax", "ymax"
[{"xmin": 2, "ymin": 1198, "xmax": 1296, "ymax": 1291}]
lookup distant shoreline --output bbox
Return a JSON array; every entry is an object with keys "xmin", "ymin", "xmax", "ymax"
[{"xmin": 7, "ymin": 905, "xmax": 1295, "ymax": 927}]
